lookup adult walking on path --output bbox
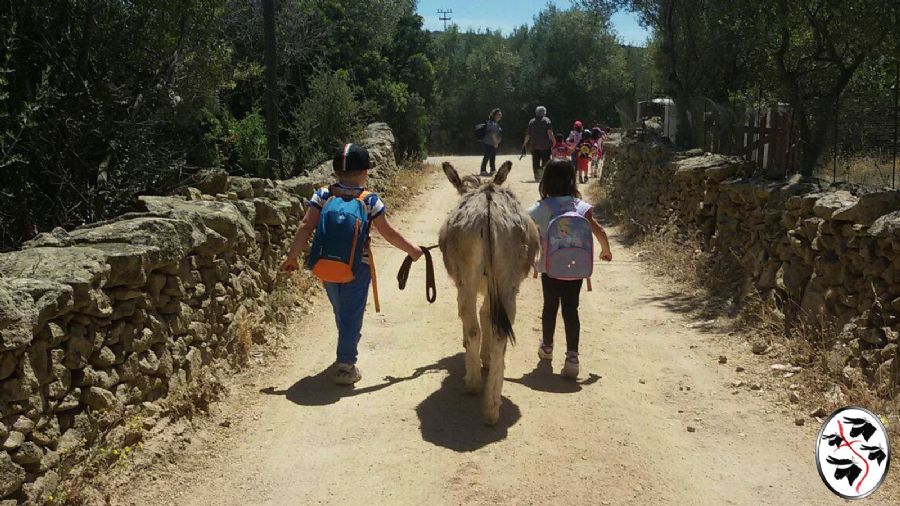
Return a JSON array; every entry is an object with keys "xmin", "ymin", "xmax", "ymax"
[
  {"xmin": 480, "ymin": 108, "xmax": 503, "ymax": 176},
  {"xmin": 522, "ymin": 105, "xmax": 554, "ymax": 181}
]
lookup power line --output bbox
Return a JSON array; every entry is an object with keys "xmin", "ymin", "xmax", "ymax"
[{"xmin": 437, "ymin": 9, "xmax": 453, "ymax": 31}]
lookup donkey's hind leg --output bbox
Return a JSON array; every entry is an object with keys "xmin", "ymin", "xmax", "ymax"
[
  {"xmin": 482, "ymin": 335, "xmax": 506, "ymax": 426},
  {"xmin": 458, "ymin": 283, "xmax": 482, "ymax": 394},
  {"xmin": 483, "ymin": 289, "xmax": 516, "ymax": 426},
  {"xmin": 479, "ymin": 296, "xmax": 492, "ymax": 370}
]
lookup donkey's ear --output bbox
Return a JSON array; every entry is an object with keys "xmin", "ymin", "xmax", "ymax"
[
  {"xmin": 493, "ymin": 161, "xmax": 513, "ymax": 185},
  {"xmin": 442, "ymin": 162, "xmax": 465, "ymax": 194}
]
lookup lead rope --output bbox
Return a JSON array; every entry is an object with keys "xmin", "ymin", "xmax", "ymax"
[
  {"xmin": 397, "ymin": 245, "xmax": 439, "ymax": 303},
  {"xmin": 367, "ymin": 243, "xmax": 381, "ymax": 313}
]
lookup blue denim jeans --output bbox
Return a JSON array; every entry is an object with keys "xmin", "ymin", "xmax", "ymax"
[{"xmin": 324, "ymin": 264, "xmax": 372, "ymax": 364}]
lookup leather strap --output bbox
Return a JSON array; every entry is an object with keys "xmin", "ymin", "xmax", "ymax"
[
  {"xmin": 397, "ymin": 245, "xmax": 439, "ymax": 304},
  {"xmin": 368, "ymin": 243, "xmax": 381, "ymax": 313}
]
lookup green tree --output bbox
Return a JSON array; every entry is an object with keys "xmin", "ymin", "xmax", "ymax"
[
  {"xmin": 601, "ymin": 0, "xmax": 898, "ymax": 173},
  {"xmin": 0, "ymin": 0, "xmax": 234, "ymax": 247},
  {"xmin": 284, "ymin": 68, "xmax": 373, "ymax": 175},
  {"xmin": 522, "ymin": 5, "xmax": 631, "ymax": 129},
  {"xmin": 375, "ymin": 4, "xmax": 435, "ymax": 159},
  {"xmin": 766, "ymin": 0, "xmax": 898, "ymax": 175},
  {"xmin": 429, "ymin": 28, "xmax": 522, "ymax": 152},
  {"xmin": 623, "ymin": 0, "xmax": 767, "ymax": 146},
  {"xmin": 281, "ymin": 0, "xmax": 435, "ymax": 160},
  {"xmin": 427, "ymin": 5, "xmax": 632, "ymax": 153}
]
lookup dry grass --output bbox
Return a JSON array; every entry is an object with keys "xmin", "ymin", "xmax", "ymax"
[
  {"xmin": 587, "ymin": 178, "xmax": 900, "ymax": 471},
  {"xmin": 377, "ymin": 161, "xmax": 439, "ymax": 211},
  {"xmin": 816, "ymin": 153, "xmax": 898, "ymax": 189},
  {"xmin": 51, "ymin": 408, "xmax": 151, "ymax": 505}
]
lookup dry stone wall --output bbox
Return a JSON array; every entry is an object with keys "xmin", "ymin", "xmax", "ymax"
[
  {"xmin": 604, "ymin": 137, "xmax": 900, "ymax": 397},
  {"xmin": 0, "ymin": 123, "xmax": 399, "ymax": 503}
]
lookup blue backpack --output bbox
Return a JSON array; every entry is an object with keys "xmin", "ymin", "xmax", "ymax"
[
  {"xmin": 307, "ymin": 187, "xmax": 372, "ymax": 283},
  {"xmin": 474, "ymin": 122, "xmax": 487, "ymax": 142}
]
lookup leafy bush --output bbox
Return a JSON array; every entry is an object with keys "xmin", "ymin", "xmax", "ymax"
[
  {"xmin": 227, "ymin": 110, "xmax": 268, "ymax": 176},
  {"xmin": 283, "ymin": 68, "xmax": 373, "ymax": 176},
  {"xmin": 0, "ymin": 0, "xmax": 436, "ymax": 248},
  {"xmin": 0, "ymin": 0, "xmax": 234, "ymax": 248}
]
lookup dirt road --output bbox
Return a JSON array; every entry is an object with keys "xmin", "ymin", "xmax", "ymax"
[{"xmin": 118, "ymin": 155, "xmax": 881, "ymax": 505}]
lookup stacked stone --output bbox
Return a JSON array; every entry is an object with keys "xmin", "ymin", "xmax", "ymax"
[
  {"xmin": 0, "ymin": 123, "xmax": 397, "ymax": 502},
  {"xmin": 603, "ymin": 139, "xmax": 681, "ymax": 234},
  {"xmin": 604, "ymin": 136, "xmax": 900, "ymax": 399}
]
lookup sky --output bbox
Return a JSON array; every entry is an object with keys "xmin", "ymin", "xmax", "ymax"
[{"xmin": 416, "ymin": 0, "xmax": 652, "ymax": 46}]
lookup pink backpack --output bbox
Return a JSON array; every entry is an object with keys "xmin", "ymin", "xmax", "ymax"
[{"xmin": 543, "ymin": 199, "xmax": 594, "ymax": 280}]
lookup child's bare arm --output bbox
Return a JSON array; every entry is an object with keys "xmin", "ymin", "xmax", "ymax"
[
  {"xmin": 281, "ymin": 206, "xmax": 320, "ymax": 271},
  {"xmin": 372, "ymin": 215, "xmax": 423, "ymax": 260},
  {"xmin": 586, "ymin": 209, "xmax": 612, "ymax": 262}
]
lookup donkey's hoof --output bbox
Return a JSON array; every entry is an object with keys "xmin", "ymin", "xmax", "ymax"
[
  {"xmin": 464, "ymin": 376, "xmax": 483, "ymax": 395},
  {"xmin": 482, "ymin": 409, "xmax": 500, "ymax": 426}
]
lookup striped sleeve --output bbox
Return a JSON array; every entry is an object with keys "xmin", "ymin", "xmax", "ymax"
[
  {"xmin": 308, "ymin": 187, "xmax": 330, "ymax": 210},
  {"xmin": 366, "ymin": 193, "xmax": 386, "ymax": 219}
]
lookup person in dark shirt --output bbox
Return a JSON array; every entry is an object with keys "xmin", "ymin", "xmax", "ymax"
[{"xmin": 522, "ymin": 106, "xmax": 555, "ymax": 182}]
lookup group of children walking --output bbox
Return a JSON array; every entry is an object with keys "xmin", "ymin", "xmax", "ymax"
[
  {"xmin": 281, "ymin": 142, "xmax": 612, "ymax": 385},
  {"xmin": 552, "ymin": 120, "xmax": 606, "ymax": 184}
]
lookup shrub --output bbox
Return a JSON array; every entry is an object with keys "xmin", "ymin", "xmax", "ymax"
[
  {"xmin": 283, "ymin": 68, "xmax": 373, "ymax": 176},
  {"xmin": 226, "ymin": 110, "xmax": 268, "ymax": 176}
]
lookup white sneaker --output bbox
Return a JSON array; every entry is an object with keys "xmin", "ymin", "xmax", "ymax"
[
  {"xmin": 335, "ymin": 362, "xmax": 362, "ymax": 385},
  {"xmin": 538, "ymin": 343, "xmax": 553, "ymax": 360},
  {"xmin": 561, "ymin": 351, "xmax": 579, "ymax": 379}
]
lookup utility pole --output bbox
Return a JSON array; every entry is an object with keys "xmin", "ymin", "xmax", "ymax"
[
  {"xmin": 437, "ymin": 9, "xmax": 453, "ymax": 31},
  {"xmin": 263, "ymin": 0, "xmax": 279, "ymax": 178},
  {"xmin": 892, "ymin": 59, "xmax": 898, "ymax": 189}
]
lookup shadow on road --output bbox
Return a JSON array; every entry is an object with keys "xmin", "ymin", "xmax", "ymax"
[
  {"xmin": 262, "ymin": 354, "xmax": 523, "ymax": 452},
  {"xmin": 506, "ymin": 360, "xmax": 601, "ymax": 393},
  {"xmin": 416, "ymin": 353, "xmax": 521, "ymax": 453},
  {"xmin": 260, "ymin": 361, "xmax": 440, "ymax": 406},
  {"xmin": 640, "ymin": 290, "xmax": 737, "ymax": 330}
]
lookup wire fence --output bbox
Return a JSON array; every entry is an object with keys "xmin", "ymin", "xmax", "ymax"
[
  {"xmin": 625, "ymin": 67, "xmax": 900, "ymax": 189},
  {"xmin": 827, "ymin": 76, "xmax": 899, "ymax": 189}
]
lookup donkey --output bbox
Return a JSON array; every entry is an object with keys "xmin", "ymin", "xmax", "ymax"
[{"xmin": 439, "ymin": 160, "xmax": 539, "ymax": 425}]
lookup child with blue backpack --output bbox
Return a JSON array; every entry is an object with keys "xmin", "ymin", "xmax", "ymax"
[
  {"xmin": 527, "ymin": 158, "xmax": 612, "ymax": 378},
  {"xmin": 281, "ymin": 143, "xmax": 423, "ymax": 385}
]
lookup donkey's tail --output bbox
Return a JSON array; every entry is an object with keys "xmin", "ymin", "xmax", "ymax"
[{"xmin": 484, "ymin": 190, "xmax": 515, "ymax": 344}]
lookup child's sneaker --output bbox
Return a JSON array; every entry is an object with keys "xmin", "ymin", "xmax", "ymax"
[
  {"xmin": 561, "ymin": 351, "xmax": 579, "ymax": 379},
  {"xmin": 335, "ymin": 362, "xmax": 362, "ymax": 385},
  {"xmin": 538, "ymin": 342, "xmax": 553, "ymax": 360}
]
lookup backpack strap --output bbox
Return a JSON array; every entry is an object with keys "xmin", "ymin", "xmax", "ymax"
[
  {"xmin": 354, "ymin": 190, "xmax": 380, "ymax": 311},
  {"xmin": 545, "ymin": 197, "xmax": 562, "ymax": 217},
  {"xmin": 318, "ymin": 185, "xmax": 335, "ymax": 205},
  {"xmin": 545, "ymin": 197, "xmax": 575, "ymax": 218}
]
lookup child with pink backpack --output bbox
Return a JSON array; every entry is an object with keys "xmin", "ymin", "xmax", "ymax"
[
  {"xmin": 527, "ymin": 158, "xmax": 612, "ymax": 378},
  {"xmin": 551, "ymin": 132, "xmax": 572, "ymax": 159}
]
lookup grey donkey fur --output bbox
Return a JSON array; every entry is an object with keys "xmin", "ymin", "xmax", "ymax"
[{"xmin": 438, "ymin": 160, "xmax": 539, "ymax": 425}]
